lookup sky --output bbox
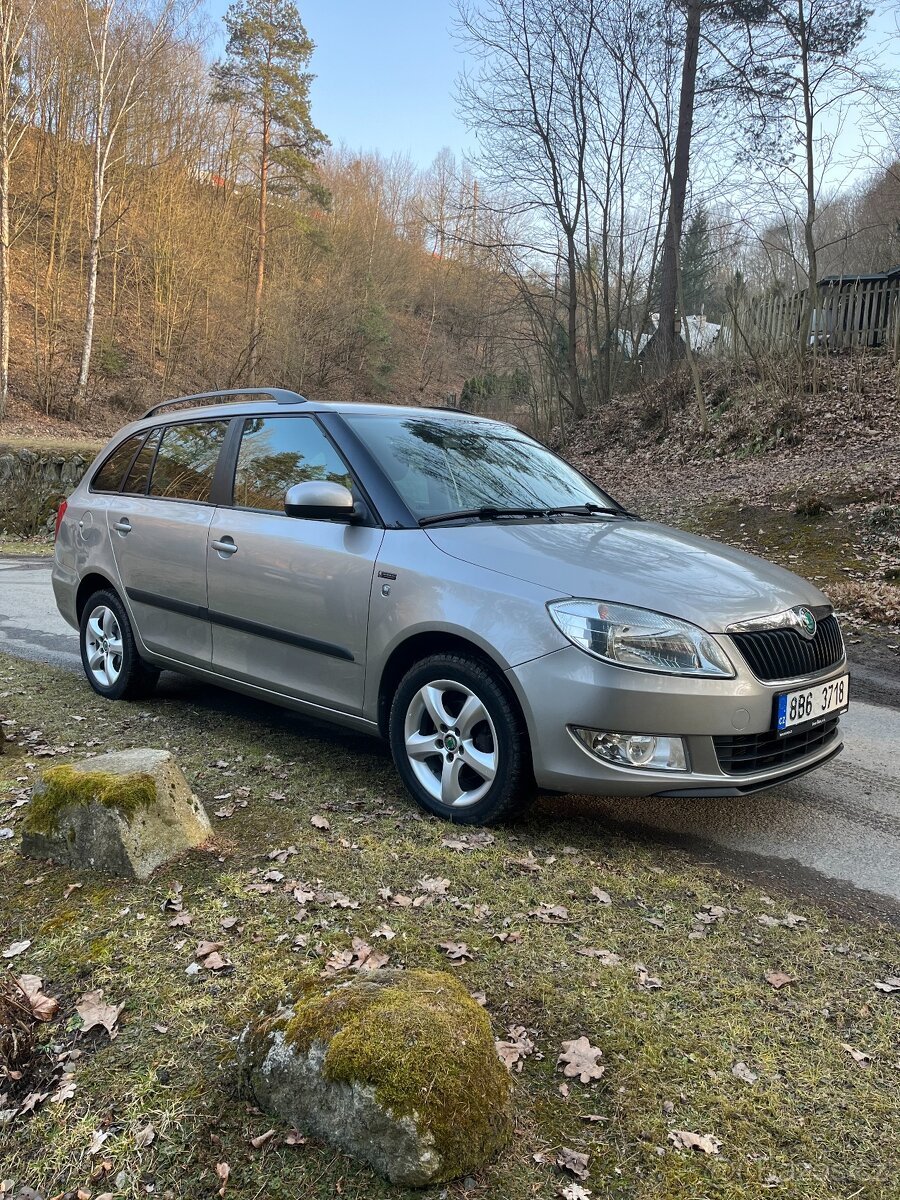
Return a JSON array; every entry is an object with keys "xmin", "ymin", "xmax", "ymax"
[{"xmin": 202, "ymin": 0, "xmax": 473, "ymax": 168}]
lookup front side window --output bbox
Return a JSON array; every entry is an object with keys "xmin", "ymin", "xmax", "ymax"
[
  {"xmin": 149, "ymin": 421, "xmax": 228, "ymax": 503},
  {"xmin": 91, "ymin": 433, "xmax": 143, "ymax": 493},
  {"xmin": 342, "ymin": 414, "xmax": 614, "ymax": 520},
  {"xmin": 232, "ymin": 416, "xmax": 353, "ymax": 511}
]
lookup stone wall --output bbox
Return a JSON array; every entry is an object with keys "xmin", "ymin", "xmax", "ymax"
[{"xmin": 0, "ymin": 446, "xmax": 92, "ymax": 537}]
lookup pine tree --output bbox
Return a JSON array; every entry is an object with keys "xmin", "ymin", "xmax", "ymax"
[
  {"xmin": 213, "ymin": 0, "xmax": 327, "ymax": 380},
  {"xmin": 680, "ymin": 207, "xmax": 713, "ymax": 314}
]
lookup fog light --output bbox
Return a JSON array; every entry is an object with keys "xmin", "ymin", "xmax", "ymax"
[{"xmin": 571, "ymin": 728, "xmax": 688, "ymax": 772}]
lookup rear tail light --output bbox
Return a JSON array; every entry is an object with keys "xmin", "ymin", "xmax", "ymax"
[{"xmin": 54, "ymin": 498, "xmax": 68, "ymax": 541}]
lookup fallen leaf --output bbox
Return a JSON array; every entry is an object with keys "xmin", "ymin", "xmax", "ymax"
[
  {"xmin": 63, "ymin": 883, "xmax": 83, "ymax": 900},
  {"xmin": 491, "ymin": 931, "xmax": 523, "ymax": 944},
  {"xmin": 575, "ymin": 948, "xmax": 620, "ymax": 966},
  {"xmin": 285, "ymin": 1129, "xmax": 307, "ymax": 1146},
  {"xmin": 88, "ymin": 1129, "xmax": 110, "ymax": 1155},
  {"xmin": 134, "ymin": 1121, "xmax": 156, "ymax": 1148},
  {"xmin": 590, "ymin": 887, "xmax": 611, "ymax": 905},
  {"xmin": 494, "ymin": 1025, "xmax": 535, "ymax": 1072},
  {"xmin": 250, "ymin": 1128, "xmax": 275, "ymax": 1149},
  {"xmin": 349, "ymin": 937, "xmax": 389, "ymax": 972},
  {"xmin": 50, "ymin": 1074, "xmax": 77, "ymax": 1103},
  {"xmin": 310, "ymin": 815, "xmax": 330, "ymax": 830},
  {"xmin": 202, "ymin": 951, "xmax": 231, "ymax": 972},
  {"xmin": 2, "ymin": 939, "xmax": 31, "ymax": 958},
  {"xmin": 15, "ymin": 975, "xmax": 59, "ymax": 1022},
  {"xmin": 559, "ymin": 1185, "xmax": 592, "ymax": 1200},
  {"xmin": 76, "ymin": 990, "xmax": 124, "ymax": 1039},
  {"xmin": 169, "ymin": 911, "xmax": 193, "ymax": 927},
  {"xmin": 196, "ymin": 940, "xmax": 224, "ymax": 960},
  {"xmin": 841, "ymin": 1042, "xmax": 872, "ymax": 1068},
  {"xmin": 529, "ymin": 903, "xmax": 569, "ymax": 923},
  {"xmin": 220, "ymin": 916, "xmax": 239, "ymax": 929},
  {"xmin": 438, "ymin": 941, "xmax": 473, "ymax": 963},
  {"xmin": 215, "ymin": 1160, "xmax": 230, "ymax": 1197},
  {"xmin": 668, "ymin": 1129, "xmax": 721, "ymax": 1154},
  {"xmin": 558, "ymin": 1036, "xmax": 605, "ymax": 1083},
  {"xmin": 371, "ymin": 924, "xmax": 395, "ymax": 940},
  {"xmin": 765, "ymin": 971, "xmax": 795, "ymax": 990},
  {"xmin": 635, "ymin": 964, "xmax": 663, "ymax": 990},
  {"xmin": 557, "ymin": 1147, "xmax": 590, "ymax": 1179},
  {"xmin": 419, "ymin": 876, "xmax": 451, "ymax": 895},
  {"xmin": 732, "ymin": 1061, "xmax": 758, "ymax": 1085},
  {"xmin": 874, "ymin": 976, "xmax": 900, "ymax": 993}
]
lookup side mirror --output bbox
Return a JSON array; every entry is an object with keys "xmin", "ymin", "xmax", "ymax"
[{"xmin": 284, "ymin": 480, "xmax": 357, "ymax": 521}]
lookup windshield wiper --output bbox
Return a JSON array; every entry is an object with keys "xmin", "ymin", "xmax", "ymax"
[
  {"xmin": 544, "ymin": 503, "xmax": 626, "ymax": 518},
  {"xmin": 419, "ymin": 506, "xmax": 551, "ymax": 527}
]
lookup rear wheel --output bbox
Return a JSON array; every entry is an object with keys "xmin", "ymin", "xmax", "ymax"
[
  {"xmin": 389, "ymin": 653, "xmax": 532, "ymax": 824},
  {"xmin": 79, "ymin": 589, "xmax": 159, "ymax": 701}
]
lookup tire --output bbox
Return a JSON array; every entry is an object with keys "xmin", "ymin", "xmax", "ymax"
[
  {"xmin": 389, "ymin": 652, "xmax": 532, "ymax": 824},
  {"xmin": 79, "ymin": 588, "xmax": 159, "ymax": 701}
]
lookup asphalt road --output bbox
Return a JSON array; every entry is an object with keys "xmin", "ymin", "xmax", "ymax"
[{"xmin": 2, "ymin": 556, "xmax": 899, "ymax": 914}]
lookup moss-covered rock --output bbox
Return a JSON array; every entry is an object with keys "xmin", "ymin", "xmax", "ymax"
[
  {"xmin": 240, "ymin": 968, "xmax": 513, "ymax": 1186},
  {"xmin": 20, "ymin": 748, "xmax": 212, "ymax": 879}
]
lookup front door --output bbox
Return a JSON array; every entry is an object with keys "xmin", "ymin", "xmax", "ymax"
[
  {"xmin": 108, "ymin": 419, "xmax": 229, "ymax": 668},
  {"xmin": 206, "ymin": 414, "xmax": 383, "ymax": 713}
]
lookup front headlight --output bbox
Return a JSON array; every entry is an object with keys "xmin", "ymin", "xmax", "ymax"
[{"xmin": 548, "ymin": 599, "xmax": 735, "ymax": 678}]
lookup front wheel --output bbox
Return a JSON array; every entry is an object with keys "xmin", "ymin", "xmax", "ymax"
[
  {"xmin": 389, "ymin": 653, "xmax": 532, "ymax": 824},
  {"xmin": 79, "ymin": 589, "xmax": 159, "ymax": 701}
]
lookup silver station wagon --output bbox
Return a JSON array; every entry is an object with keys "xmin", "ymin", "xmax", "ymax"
[{"xmin": 53, "ymin": 388, "xmax": 850, "ymax": 824}]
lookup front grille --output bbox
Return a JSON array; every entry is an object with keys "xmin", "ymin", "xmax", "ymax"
[
  {"xmin": 730, "ymin": 614, "xmax": 844, "ymax": 682},
  {"xmin": 714, "ymin": 714, "xmax": 841, "ymax": 776}
]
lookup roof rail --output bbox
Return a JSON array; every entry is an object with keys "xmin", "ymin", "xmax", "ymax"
[{"xmin": 142, "ymin": 387, "xmax": 308, "ymax": 419}]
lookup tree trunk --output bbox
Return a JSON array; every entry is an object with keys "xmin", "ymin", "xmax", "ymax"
[
  {"xmin": 0, "ymin": 145, "xmax": 10, "ymax": 417},
  {"xmin": 655, "ymin": 0, "xmax": 701, "ymax": 370},
  {"xmin": 565, "ymin": 230, "xmax": 584, "ymax": 418},
  {"xmin": 250, "ymin": 99, "xmax": 269, "ymax": 383},
  {"xmin": 75, "ymin": 143, "xmax": 104, "ymax": 409},
  {"xmin": 797, "ymin": 0, "xmax": 817, "ymax": 352}
]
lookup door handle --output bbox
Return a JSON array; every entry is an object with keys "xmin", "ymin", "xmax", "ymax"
[
  {"xmin": 113, "ymin": 518, "xmax": 132, "ymax": 535},
  {"xmin": 212, "ymin": 537, "xmax": 238, "ymax": 557}
]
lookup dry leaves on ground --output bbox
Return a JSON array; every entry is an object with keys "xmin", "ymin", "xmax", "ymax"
[
  {"xmin": 635, "ymin": 964, "xmax": 663, "ymax": 990},
  {"xmin": 765, "ymin": 971, "xmax": 795, "ymax": 990},
  {"xmin": 438, "ymin": 941, "xmax": 473, "ymax": 963},
  {"xmin": 732, "ymin": 1061, "xmax": 758, "ymax": 1084},
  {"xmin": 215, "ymin": 1161, "xmax": 230, "ymax": 1197},
  {"xmin": 841, "ymin": 1043, "xmax": 872, "ymax": 1068},
  {"xmin": 494, "ymin": 1025, "xmax": 536, "ymax": 1072},
  {"xmin": 310, "ymin": 815, "xmax": 330, "ymax": 830},
  {"xmin": 75, "ymin": 990, "xmax": 124, "ymax": 1039},
  {"xmin": 668, "ymin": 1130, "xmax": 722, "ymax": 1154},
  {"xmin": 134, "ymin": 1121, "xmax": 156, "ymax": 1148},
  {"xmin": 576, "ymin": 947, "xmax": 620, "ymax": 966},
  {"xmin": 558, "ymin": 1036, "xmax": 605, "ymax": 1083},
  {"xmin": 2, "ymin": 940, "xmax": 31, "ymax": 959},
  {"xmin": 529, "ymin": 903, "xmax": 569, "ymax": 923},
  {"xmin": 873, "ymin": 976, "xmax": 900, "ymax": 992},
  {"xmin": 557, "ymin": 1147, "xmax": 590, "ymax": 1179},
  {"xmin": 14, "ymin": 976, "xmax": 59, "ymax": 1022}
]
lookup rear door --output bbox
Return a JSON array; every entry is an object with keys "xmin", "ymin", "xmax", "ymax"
[
  {"xmin": 107, "ymin": 419, "xmax": 229, "ymax": 668},
  {"xmin": 206, "ymin": 414, "xmax": 384, "ymax": 713}
]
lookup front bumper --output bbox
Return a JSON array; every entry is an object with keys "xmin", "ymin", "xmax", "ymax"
[{"xmin": 506, "ymin": 644, "xmax": 847, "ymax": 798}]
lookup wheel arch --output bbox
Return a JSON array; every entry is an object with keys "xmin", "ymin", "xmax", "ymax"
[
  {"xmin": 75, "ymin": 572, "xmax": 121, "ymax": 623},
  {"xmin": 376, "ymin": 630, "xmax": 527, "ymax": 741}
]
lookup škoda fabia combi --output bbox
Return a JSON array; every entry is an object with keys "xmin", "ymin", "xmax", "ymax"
[{"xmin": 53, "ymin": 388, "xmax": 849, "ymax": 823}]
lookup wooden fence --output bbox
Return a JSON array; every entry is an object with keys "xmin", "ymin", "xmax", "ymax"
[{"xmin": 719, "ymin": 277, "xmax": 900, "ymax": 357}]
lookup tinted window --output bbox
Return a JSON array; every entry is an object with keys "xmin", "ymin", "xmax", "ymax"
[
  {"xmin": 122, "ymin": 428, "xmax": 161, "ymax": 495},
  {"xmin": 92, "ymin": 434, "xmax": 143, "ymax": 492},
  {"xmin": 342, "ymin": 414, "xmax": 613, "ymax": 519},
  {"xmin": 149, "ymin": 421, "xmax": 227, "ymax": 502},
  {"xmin": 232, "ymin": 416, "xmax": 352, "ymax": 511}
]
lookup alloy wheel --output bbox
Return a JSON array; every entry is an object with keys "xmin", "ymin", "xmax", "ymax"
[
  {"xmin": 84, "ymin": 604, "xmax": 124, "ymax": 688},
  {"xmin": 403, "ymin": 678, "xmax": 499, "ymax": 808}
]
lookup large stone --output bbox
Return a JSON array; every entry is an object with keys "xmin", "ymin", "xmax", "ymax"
[
  {"xmin": 20, "ymin": 749, "xmax": 212, "ymax": 879},
  {"xmin": 240, "ymin": 968, "xmax": 513, "ymax": 1187}
]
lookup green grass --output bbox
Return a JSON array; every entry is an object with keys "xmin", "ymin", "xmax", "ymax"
[
  {"xmin": 0, "ymin": 535, "xmax": 53, "ymax": 557},
  {"xmin": 0, "ymin": 652, "xmax": 897, "ymax": 1199}
]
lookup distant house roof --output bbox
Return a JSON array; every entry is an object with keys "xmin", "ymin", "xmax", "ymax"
[{"xmin": 818, "ymin": 267, "xmax": 900, "ymax": 285}]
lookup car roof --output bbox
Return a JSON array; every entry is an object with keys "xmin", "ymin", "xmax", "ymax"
[{"xmin": 114, "ymin": 398, "xmax": 512, "ymax": 441}]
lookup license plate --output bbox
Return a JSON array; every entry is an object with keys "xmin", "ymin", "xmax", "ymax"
[{"xmin": 775, "ymin": 674, "xmax": 849, "ymax": 735}]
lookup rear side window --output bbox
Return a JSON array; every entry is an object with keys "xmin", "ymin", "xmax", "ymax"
[
  {"xmin": 232, "ymin": 416, "xmax": 352, "ymax": 511},
  {"xmin": 149, "ymin": 421, "xmax": 228, "ymax": 503},
  {"xmin": 91, "ymin": 433, "xmax": 143, "ymax": 492},
  {"xmin": 122, "ymin": 428, "xmax": 161, "ymax": 495}
]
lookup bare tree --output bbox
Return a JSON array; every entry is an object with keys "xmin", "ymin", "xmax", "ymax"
[{"xmin": 74, "ymin": 0, "xmax": 186, "ymax": 410}]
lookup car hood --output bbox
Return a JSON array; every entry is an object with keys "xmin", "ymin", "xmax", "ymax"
[{"xmin": 426, "ymin": 518, "xmax": 830, "ymax": 633}]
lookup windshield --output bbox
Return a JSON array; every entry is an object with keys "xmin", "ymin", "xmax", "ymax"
[{"xmin": 343, "ymin": 413, "xmax": 616, "ymax": 521}]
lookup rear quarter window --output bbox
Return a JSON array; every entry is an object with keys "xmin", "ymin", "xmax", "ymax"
[
  {"xmin": 91, "ymin": 433, "xmax": 144, "ymax": 493},
  {"xmin": 148, "ymin": 420, "xmax": 228, "ymax": 503}
]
